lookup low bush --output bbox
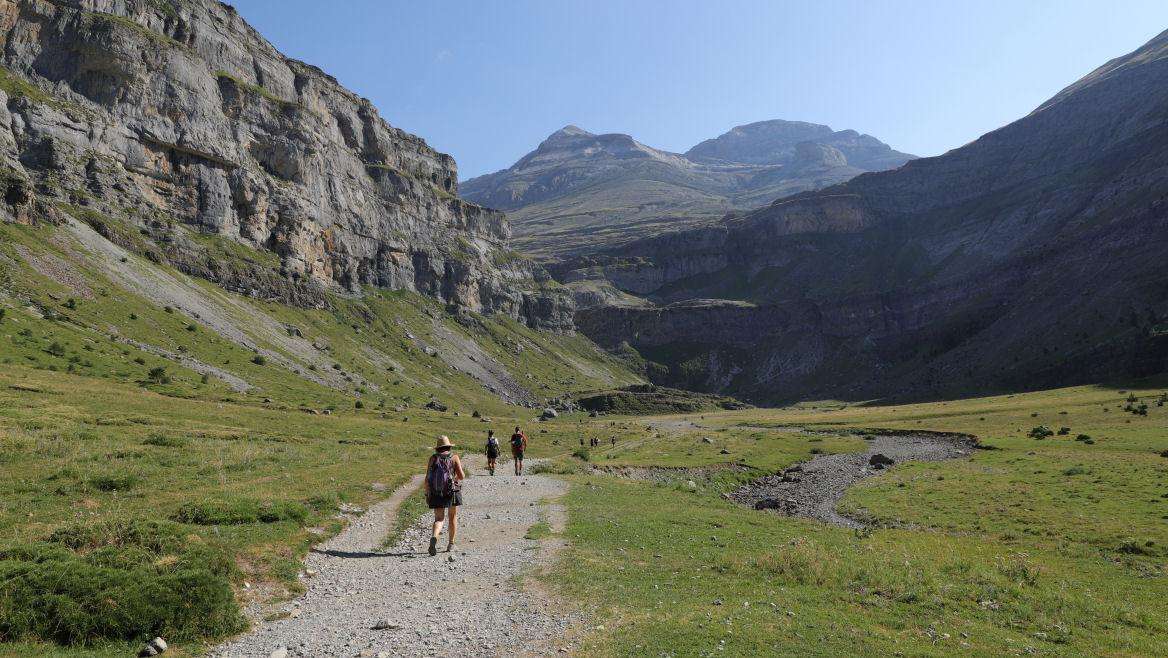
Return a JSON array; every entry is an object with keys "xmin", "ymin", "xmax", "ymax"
[
  {"xmin": 529, "ymin": 459, "xmax": 584, "ymax": 475},
  {"xmin": 1028, "ymin": 425, "xmax": 1054, "ymax": 439},
  {"xmin": 0, "ymin": 519, "xmax": 243, "ymax": 645},
  {"xmin": 572, "ymin": 447, "xmax": 591, "ymax": 462},
  {"xmin": 172, "ymin": 497, "xmax": 308, "ymax": 525},
  {"xmin": 143, "ymin": 433, "xmax": 187, "ymax": 448},
  {"xmin": 88, "ymin": 473, "xmax": 140, "ymax": 492}
]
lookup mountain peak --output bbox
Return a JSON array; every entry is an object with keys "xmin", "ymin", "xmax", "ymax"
[{"xmin": 548, "ymin": 124, "xmax": 593, "ymax": 140}]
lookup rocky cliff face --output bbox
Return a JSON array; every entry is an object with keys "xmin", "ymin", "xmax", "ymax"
[
  {"xmin": 0, "ymin": 0, "xmax": 571, "ymax": 330},
  {"xmin": 571, "ymin": 29, "xmax": 1168, "ymax": 402},
  {"xmin": 461, "ymin": 122, "xmax": 912, "ymax": 258}
]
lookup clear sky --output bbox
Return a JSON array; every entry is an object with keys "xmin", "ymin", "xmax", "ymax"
[{"xmin": 229, "ymin": 1, "xmax": 1168, "ymax": 179}]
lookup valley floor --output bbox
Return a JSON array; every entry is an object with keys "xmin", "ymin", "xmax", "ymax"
[{"xmin": 1, "ymin": 343, "xmax": 1165, "ymax": 656}]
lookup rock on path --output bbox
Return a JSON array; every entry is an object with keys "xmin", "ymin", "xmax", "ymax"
[
  {"xmin": 213, "ymin": 468, "xmax": 571, "ymax": 657},
  {"xmin": 729, "ymin": 431, "xmax": 975, "ymax": 528}
]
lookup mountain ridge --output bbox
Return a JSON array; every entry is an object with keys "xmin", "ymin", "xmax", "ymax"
[{"xmin": 461, "ymin": 119, "xmax": 914, "ymax": 257}]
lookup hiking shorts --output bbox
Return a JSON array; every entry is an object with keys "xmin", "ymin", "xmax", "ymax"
[
  {"xmin": 486, "ymin": 447, "xmax": 499, "ymax": 459},
  {"xmin": 512, "ymin": 450, "xmax": 524, "ymax": 461},
  {"xmin": 427, "ymin": 490, "xmax": 462, "ymax": 509}
]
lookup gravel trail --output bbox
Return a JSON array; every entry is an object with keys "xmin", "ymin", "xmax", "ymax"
[
  {"xmin": 729, "ymin": 431, "xmax": 975, "ymax": 528},
  {"xmin": 213, "ymin": 463, "xmax": 572, "ymax": 657}
]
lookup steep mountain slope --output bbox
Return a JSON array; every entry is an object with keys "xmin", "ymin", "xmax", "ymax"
[
  {"xmin": 461, "ymin": 121, "xmax": 912, "ymax": 258},
  {"xmin": 0, "ymin": 0, "xmax": 569, "ymax": 330},
  {"xmin": 572, "ymin": 29, "xmax": 1168, "ymax": 403}
]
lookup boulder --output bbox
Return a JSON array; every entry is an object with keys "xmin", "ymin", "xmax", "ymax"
[{"xmin": 868, "ymin": 453, "xmax": 895, "ymax": 469}]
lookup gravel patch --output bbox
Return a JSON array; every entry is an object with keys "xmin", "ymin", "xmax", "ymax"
[
  {"xmin": 212, "ymin": 463, "xmax": 573, "ymax": 657},
  {"xmin": 729, "ymin": 431, "xmax": 976, "ymax": 528}
]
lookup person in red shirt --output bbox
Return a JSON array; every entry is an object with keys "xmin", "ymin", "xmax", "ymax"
[{"xmin": 509, "ymin": 426, "xmax": 528, "ymax": 476}]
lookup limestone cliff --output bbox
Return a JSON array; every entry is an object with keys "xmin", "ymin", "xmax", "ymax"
[{"xmin": 0, "ymin": 0, "xmax": 571, "ymax": 330}]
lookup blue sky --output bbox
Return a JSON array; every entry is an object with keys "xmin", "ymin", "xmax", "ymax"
[{"xmin": 230, "ymin": 1, "xmax": 1168, "ymax": 179}]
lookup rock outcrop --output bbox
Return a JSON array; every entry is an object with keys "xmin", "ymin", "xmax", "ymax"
[
  {"xmin": 0, "ymin": 0, "xmax": 571, "ymax": 330},
  {"xmin": 461, "ymin": 122, "xmax": 913, "ymax": 258},
  {"xmin": 572, "ymin": 28, "xmax": 1168, "ymax": 402}
]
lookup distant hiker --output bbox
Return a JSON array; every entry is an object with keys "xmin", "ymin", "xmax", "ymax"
[
  {"xmin": 485, "ymin": 429, "xmax": 500, "ymax": 476},
  {"xmin": 425, "ymin": 435, "xmax": 465, "ymax": 556},
  {"xmin": 611, "ymin": 436, "xmax": 616, "ymax": 447},
  {"xmin": 510, "ymin": 426, "xmax": 528, "ymax": 476},
  {"xmin": 580, "ymin": 437, "xmax": 585, "ymax": 447}
]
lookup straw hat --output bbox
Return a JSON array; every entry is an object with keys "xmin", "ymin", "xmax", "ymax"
[{"xmin": 434, "ymin": 435, "xmax": 456, "ymax": 450}]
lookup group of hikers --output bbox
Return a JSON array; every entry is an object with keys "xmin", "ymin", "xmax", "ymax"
[
  {"xmin": 422, "ymin": 426, "xmax": 528, "ymax": 556},
  {"xmin": 582, "ymin": 436, "xmax": 615, "ymax": 448}
]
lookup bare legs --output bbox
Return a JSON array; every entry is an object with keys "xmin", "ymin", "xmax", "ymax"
[
  {"xmin": 430, "ymin": 505, "xmax": 458, "ymax": 551},
  {"xmin": 446, "ymin": 505, "xmax": 457, "ymax": 549}
]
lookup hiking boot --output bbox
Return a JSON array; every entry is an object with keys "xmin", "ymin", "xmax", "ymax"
[
  {"xmin": 447, "ymin": 543, "xmax": 456, "ymax": 553},
  {"xmin": 428, "ymin": 537, "xmax": 438, "ymax": 556}
]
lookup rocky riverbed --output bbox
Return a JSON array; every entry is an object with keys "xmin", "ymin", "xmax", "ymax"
[{"xmin": 729, "ymin": 431, "xmax": 976, "ymax": 528}]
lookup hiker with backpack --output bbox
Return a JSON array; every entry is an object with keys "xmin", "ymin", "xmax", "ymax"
[
  {"xmin": 425, "ymin": 435, "xmax": 465, "ymax": 556},
  {"xmin": 510, "ymin": 426, "xmax": 527, "ymax": 476},
  {"xmin": 485, "ymin": 429, "xmax": 500, "ymax": 476}
]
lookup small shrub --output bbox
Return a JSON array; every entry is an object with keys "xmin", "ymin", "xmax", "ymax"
[
  {"xmin": 88, "ymin": 473, "xmax": 140, "ymax": 492},
  {"xmin": 1028, "ymin": 425, "xmax": 1054, "ymax": 439},
  {"xmin": 354, "ymin": 400, "xmax": 364, "ymax": 409},
  {"xmin": 251, "ymin": 355, "xmax": 266, "ymax": 366},
  {"xmin": 572, "ymin": 447, "xmax": 591, "ymax": 462},
  {"xmin": 1061, "ymin": 465, "xmax": 1089, "ymax": 476},
  {"xmin": 172, "ymin": 498, "xmax": 308, "ymax": 525},
  {"xmin": 1074, "ymin": 434, "xmax": 1093, "ymax": 443},
  {"xmin": 133, "ymin": 356, "xmax": 147, "ymax": 365},
  {"xmin": 186, "ymin": 324, "xmax": 198, "ymax": 332},
  {"xmin": 143, "ymin": 433, "xmax": 186, "ymax": 448},
  {"xmin": 0, "ymin": 519, "xmax": 243, "ymax": 645},
  {"xmin": 530, "ymin": 459, "xmax": 583, "ymax": 475},
  {"xmin": 45, "ymin": 341, "xmax": 66, "ymax": 357},
  {"xmin": 1057, "ymin": 427, "xmax": 1070, "ymax": 435},
  {"xmin": 63, "ymin": 298, "xmax": 76, "ymax": 310},
  {"xmin": 146, "ymin": 366, "xmax": 171, "ymax": 385},
  {"xmin": 1118, "ymin": 538, "xmax": 1153, "ymax": 555}
]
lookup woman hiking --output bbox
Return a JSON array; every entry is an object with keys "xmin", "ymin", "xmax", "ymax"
[
  {"xmin": 485, "ymin": 429, "xmax": 500, "ymax": 475},
  {"xmin": 510, "ymin": 426, "xmax": 528, "ymax": 476},
  {"xmin": 424, "ymin": 435, "xmax": 465, "ymax": 556}
]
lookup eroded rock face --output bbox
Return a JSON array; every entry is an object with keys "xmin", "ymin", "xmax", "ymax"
[{"xmin": 0, "ymin": 0, "xmax": 571, "ymax": 330}]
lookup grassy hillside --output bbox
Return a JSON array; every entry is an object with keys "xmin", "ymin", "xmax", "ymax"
[
  {"xmin": 0, "ymin": 218, "xmax": 639, "ymax": 655},
  {"xmin": 540, "ymin": 383, "xmax": 1168, "ymax": 656}
]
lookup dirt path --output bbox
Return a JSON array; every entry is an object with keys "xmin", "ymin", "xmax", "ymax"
[
  {"xmin": 212, "ymin": 464, "xmax": 574, "ymax": 657},
  {"xmin": 729, "ymin": 431, "xmax": 975, "ymax": 528}
]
